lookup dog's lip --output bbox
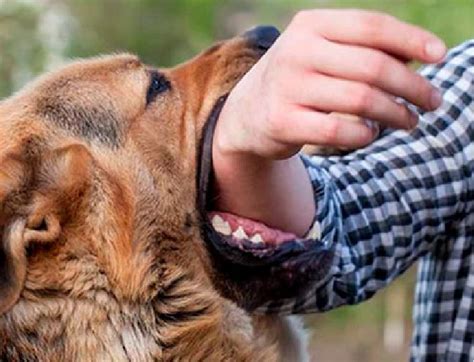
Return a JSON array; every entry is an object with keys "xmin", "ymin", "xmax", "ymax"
[{"xmin": 197, "ymin": 96, "xmax": 335, "ymax": 269}]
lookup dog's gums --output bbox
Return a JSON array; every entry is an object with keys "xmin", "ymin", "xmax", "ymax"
[
  {"xmin": 209, "ymin": 211, "xmax": 323, "ymax": 245},
  {"xmin": 209, "ymin": 211, "xmax": 297, "ymax": 245}
]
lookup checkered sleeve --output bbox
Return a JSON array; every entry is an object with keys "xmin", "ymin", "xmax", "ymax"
[{"xmin": 259, "ymin": 40, "xmax": 474, "ymax": 315}]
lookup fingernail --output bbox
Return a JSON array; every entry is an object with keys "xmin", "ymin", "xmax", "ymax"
[
  {"xmin": 364, "ymin": 119, "xmax": 379, "ymax": 137},
  {"xmin": 425, "ymin": 39, "xmax": 446, "ymax": 60},
  {"xmin": 430, "ymin": 88, "xmax": 443, "ymax": 109}
]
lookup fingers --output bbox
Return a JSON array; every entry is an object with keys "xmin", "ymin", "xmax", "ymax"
[
  {"xmin": 307, "ymin": 39, "xmax": 441, "ymax": 111},
  {"xmin": 273, "ymin": 107, "xmax": 377, "ymax": 149},
  {"xmin": 216, "ymin": 9, "xmax": 447, "ymax": 160},
  {"xmin": 296, "ymin": 73, "xmax": 418, "ymax": 130},
  {"xmin": 292, "ymin": 9, "xmax": 447, "ymax": 63}
]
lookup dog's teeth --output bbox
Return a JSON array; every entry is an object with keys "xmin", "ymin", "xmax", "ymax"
[
  {"xmin": 250, "ymin": 234, "xmax": 264, "ymax": 244},
  {"xmin": 233, "ymin": 226, "xmax": 248, "ymax": 240},
  {"xmin": 305, "ymin": 221, "xmax": 321, "ymax": 240},
  {"xmin": 211, "ymin": 215, "xmax": 232, "ymax": 235}
]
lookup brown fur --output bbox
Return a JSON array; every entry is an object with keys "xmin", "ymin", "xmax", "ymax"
[{"xmin": 0, "ymin": 35, "xmax": 307, "ymax": 361}]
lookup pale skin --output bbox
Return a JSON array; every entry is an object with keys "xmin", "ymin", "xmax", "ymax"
[{"xmin": 212, "ymin": 9, "xmax": 447, "ymax": 236}]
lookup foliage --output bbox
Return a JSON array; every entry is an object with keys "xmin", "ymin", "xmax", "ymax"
[
  {"xmin": 0, "ymin": 0, "xmax": 472, "ymax": 98},
  {"xmin": 62, "ymin": 0, "xmax": 221, "ymax": 66},
  {"xmin": 0, "ymin": 1, "xmax": 46, "ymax": 97}
]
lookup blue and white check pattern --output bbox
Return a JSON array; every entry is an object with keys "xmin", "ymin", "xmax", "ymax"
[{"xmin": 260, "ymin": 40, "xmax": 474, "ymax": 361}]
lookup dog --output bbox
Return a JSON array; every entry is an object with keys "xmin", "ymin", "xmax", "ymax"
[{"xmin": 0, "ymin": 26, "xmax": 334, "ymax": 361}]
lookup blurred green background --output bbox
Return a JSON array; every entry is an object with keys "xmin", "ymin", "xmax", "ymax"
[{"xmin": 1, "ymin": 1, "xmax": 472, "ymax": 360}]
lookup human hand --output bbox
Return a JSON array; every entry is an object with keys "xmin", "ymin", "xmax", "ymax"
[
  {"xmin": 211, "ymin": 10, "xmax": 447, "ymax": 236},
  {"xmin": 214, "ymin": 9, "xmax": 446, "ymax": 160}
]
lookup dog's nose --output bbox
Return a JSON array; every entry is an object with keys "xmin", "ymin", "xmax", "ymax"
[{"xmin": 244, "ymin": 25, "xmax": 280, "ymax": 51}]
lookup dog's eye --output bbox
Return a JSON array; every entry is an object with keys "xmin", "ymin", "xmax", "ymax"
[{"xmin": 146, "ymin": 72, "xmax": 170, "ymax": 105}]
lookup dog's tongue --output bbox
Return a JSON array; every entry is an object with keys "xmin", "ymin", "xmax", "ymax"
[{"xmin": 208, "ymin": 211, "xmax": 297, "ymax": 245}]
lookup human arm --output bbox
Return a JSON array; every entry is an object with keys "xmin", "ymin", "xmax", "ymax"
[
  {"xmin": 262, "ymin": 40, "xmax": 474, "ymax": 313},
  {"xmin": 213, "ymin": 9, "xmax": 446, "ymax": 237}
]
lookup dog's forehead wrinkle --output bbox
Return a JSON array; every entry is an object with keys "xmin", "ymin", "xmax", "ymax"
[
  {"xmin": 25, "ymin": 56, "xmax": 150, "ymax": 150},
  {"xmin": 37, "ymin": 96, "xmax": 123, "ymax": 149}
]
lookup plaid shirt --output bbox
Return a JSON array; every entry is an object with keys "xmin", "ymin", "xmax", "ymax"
[{"xmin": 260, "ymin": 40, "xmax": 474, "ymax": 361}]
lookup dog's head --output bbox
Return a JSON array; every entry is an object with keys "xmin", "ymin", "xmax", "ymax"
[{"xmin": 0, "ymin": 26, "xmax": 332, "ymax": 316}]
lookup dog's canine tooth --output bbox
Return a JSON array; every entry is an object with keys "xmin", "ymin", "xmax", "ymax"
[
  {"xmin": 233, "ymin": 226, "xmax": 248, "ymax": 240},
  {"xmin": 250, "ymin": 234, "xmax": 264, "ymax": 244},
  {"xmin": 211, "ymin": 215, "xmax": 232, "ymax": 235}
]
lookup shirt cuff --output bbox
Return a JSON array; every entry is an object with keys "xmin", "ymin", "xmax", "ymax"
[{"xmin": 299, "ymin": 153, "xmax": 344, "ymax": 251}]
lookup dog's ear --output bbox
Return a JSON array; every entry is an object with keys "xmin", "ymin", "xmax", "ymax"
[
  {"xmin": 0, "ymin": 144, "xmax": 92, "ymax": 314},
  {"xmin": 0, "ymin": 154, "xmax": 28, "ymax": 315}
]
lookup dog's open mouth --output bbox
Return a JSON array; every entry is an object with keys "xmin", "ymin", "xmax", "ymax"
[
  {"xmin": 197, "ymin": 96, "xmax": 334, "ymax": 272},
  {"xmin": 208, "ymin": 211, "xmax": 300, "ymax": 246}
]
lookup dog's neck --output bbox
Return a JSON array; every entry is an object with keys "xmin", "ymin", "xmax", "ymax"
[
  {"xmin": 0, "ymin": 257, "xmax": 277, "ymax": 361},
  {"xmin": 0, "ymin": 178, "xmax": 280, "ymax": 360}
]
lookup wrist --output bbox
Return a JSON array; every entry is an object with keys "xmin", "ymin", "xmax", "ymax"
[
  {"xmin": 212, "ymin": 146, "xmax": 315, "ymax": 236},
  {"xmin": 211, "ymin": 89, "xmax": 315, "ymax": 237}
]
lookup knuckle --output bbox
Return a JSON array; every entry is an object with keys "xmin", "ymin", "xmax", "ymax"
[
  {"xmin": 367, "ymin": 55, "xmax": 386, "ymax": 81},
  {"xmin": 265, "ymin": 51, "xmax": 292, "ymax": 70},
  {"xmin": 267, "ymin": 119, "xmax": 288, "ymax": 140},
  {"xmin": 291, "ymin": 10, "xmax": 311, "ymax": 26},
  {"xmin": 404, "ymin": 36, "xmax": 428, "ymax": 62},
  {"xmin": 377, "ymin": 13, "xmax": 396, "ymax": 26},
  {"xmin": 320, "ymin": 118, "xmax": 342, "ymax": 145},
  {"xmin": 265, "ymin": 106, "xmax": 288, "ymax": 136},
  {"xmin": 350, "ymin": 86, "xmax": 374, "ymax": 114},
  {"xmin": 290, "ymin": 10, "xmax": 319, "ymax": 27},
  {"xmin": 357, "ymin": 11, "xmax": 388, "ymax": 38},
  {"xmin": 272, "ymin": 36, "xmax": 305, "ymax": 68}
]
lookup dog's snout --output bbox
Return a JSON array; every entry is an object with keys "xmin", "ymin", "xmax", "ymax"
[{"xmin": 244, "ymin": 25, "xmax": 280, "ymax": 51}]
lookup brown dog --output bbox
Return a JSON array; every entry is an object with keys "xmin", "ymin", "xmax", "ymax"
[{"xmin": 0, "ymin": 27, "xmax": 332, "ymax": 361}]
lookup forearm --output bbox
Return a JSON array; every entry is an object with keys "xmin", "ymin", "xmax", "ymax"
[
  {"xmin": 260, "ymin": 40, "xmax": 474, "ymax": 314},
  {"xmin": 212, "ymin": 149, "xmax": 315, "ymax": 237}
]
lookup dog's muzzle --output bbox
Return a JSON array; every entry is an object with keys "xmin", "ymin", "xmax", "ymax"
[{"xmin": 196, "ymin": 95, "xmax": 335, "ymax": 310}]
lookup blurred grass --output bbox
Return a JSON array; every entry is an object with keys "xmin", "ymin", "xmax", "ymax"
[{"xmin": 0, "ymin": 1, "xmax": 46, "ymax": 97}]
